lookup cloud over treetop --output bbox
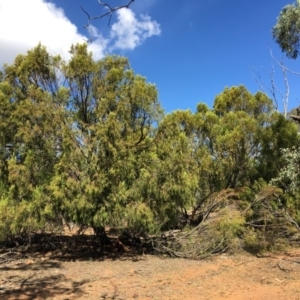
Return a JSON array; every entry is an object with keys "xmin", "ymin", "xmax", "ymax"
[{"xmin": 0, "ymin": 0, "xmax": 161, "ymax": 65}]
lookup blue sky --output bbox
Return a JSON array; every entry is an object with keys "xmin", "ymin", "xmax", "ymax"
[{"xmin": 1, "ymin": 0, "xmax": 300, "ymax": 113}]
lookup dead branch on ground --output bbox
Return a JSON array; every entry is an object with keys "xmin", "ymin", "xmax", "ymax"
[
  {"xmin": 151, "ymin": 190, "xmax": 238, "ymax": 259},
  {"xmin": 0, "ymin": 251, "xmax": 31, "ymax": 265}
]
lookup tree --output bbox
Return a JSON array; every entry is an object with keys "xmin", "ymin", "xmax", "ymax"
[
  {"xmin": 2, "ymin": 42, "xmax": 300, "ymax": 254},
  {"xmin": 50, "ymin": 44, "xmax": 163, "ymax": 236},
  {"xmin": 195, "ymin": 86, "xmax": 276, "ymax": 189},
  {"xmin": 0, "ymin": 45, "xmax": 68, "ymax": 239},
  {"xmin": 270, "ymin": 147, "xmax": 300, "ymax": 226},
  {"xmin": 141, "ymin": 86, "xmax": 299, "ymax": 228},
  {"xmin": 0, "ymin": 43, "xmax": 165, "ymax": 240},
  {"xmin": 271, "ymin": 0, "xmax": 300, "ymax": 229},
  {"xmin": 273, "ymin": 0, "xmax": 300, "ymax": 59},
  {"xmin": 137, "ymin": 110, "xmax": 199, "ymax": 229}
]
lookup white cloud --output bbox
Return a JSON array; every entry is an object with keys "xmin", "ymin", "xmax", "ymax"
[
  {"xmin": 110, "ymin": 9, "xmax": 161, "ymax": 50},
  {"xmin": 0, "ymin": 0, "xmax": 87, "ymax": 64},
  {"xmin": 0, "ymin": 0, "xmax": 160, "ymax": 66}
]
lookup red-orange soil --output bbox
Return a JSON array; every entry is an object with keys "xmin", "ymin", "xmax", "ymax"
[{"xmin": 1, "ymin": 249, "xmax": 300, "ymax": 300}]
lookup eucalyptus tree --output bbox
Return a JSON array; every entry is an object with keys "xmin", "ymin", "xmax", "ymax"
[{"xmin": 273, "ymin": 0, "xmax": 300, "ymax": 59}]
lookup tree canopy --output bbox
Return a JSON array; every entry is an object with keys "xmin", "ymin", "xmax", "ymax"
[
  {"xmin": 1, "ymin": 43, "xmax": 300, "ymax": 257},
  {"xmin": 273, "ymin": 0, "xmax": 300, "ymax": 59}
]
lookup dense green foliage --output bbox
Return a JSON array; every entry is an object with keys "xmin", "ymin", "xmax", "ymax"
[
  {"xmin": 0, "ymin": 44, "xmax": 300, "ymax": 255},
  {"xmin": 271, "ymin": 147, "xmax": 300, "ymax": 224},
  {"xmin": 273, "ymin": 0, "xmax": 300, "ymax": 59},
  {"xmin": 270, "ymin": 0, "xmax": 300, "ymax": 236}
]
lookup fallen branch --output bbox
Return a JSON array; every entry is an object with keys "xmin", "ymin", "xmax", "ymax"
[
  {"xmin": 277, "ymin": 262, "xmax": 291, "ymax": 272},
  {"xmin": 282, "ymin": 257, "xmax": 300, "ymax": 264},
  {"xmin": 0, "ymin": 251, "xmax": 30, "ymax": 264}
]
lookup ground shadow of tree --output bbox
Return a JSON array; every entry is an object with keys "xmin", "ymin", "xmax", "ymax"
[
  {"xmin": 0, "ymin": 260, "xmax": 88, "ymax": 299},
  {"xmin": 0, "ymin": 233, "xmax": 149, "ymax": 299},
  {"xmin": 0, "ymin": 233, "xmax": 148, "ymax": 263}
]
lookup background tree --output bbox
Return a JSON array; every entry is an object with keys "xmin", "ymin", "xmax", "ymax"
[
  {"xmin": 271, "ymin": 147, "xmax": 300, "ymax": 225},
  {"xmin": 194, "ymin": 86, "xmax": 294, "ymax": 190},
  {"xmin": 139, "ymin": 86, "xmax": 299, "ymax": 229},
  {"xmin": 273, "ymin": 0, "xmax": 300, "ymax": 59},
  {"xmin": 271, "ymin": 1, "xmax": 300, "ymax": 229}
]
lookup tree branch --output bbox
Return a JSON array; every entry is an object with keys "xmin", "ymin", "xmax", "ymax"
[
  {"xmin": 250, "ymin": 66, "xmax": 279, "ymax": 110},
  {"xmin": 82, "ymin": 0, "xmax": 135, "ymax": 27},
  {"xmin": 251, "ymin": 49, "xmax": 293, "ymax": 116},
  {"xmin": 270, "ymin": 49, "xmax": 300, "ymax": 76}
]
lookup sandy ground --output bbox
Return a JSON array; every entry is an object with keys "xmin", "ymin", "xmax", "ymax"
[{"xmin": 1, "ymin": 249, "xmax": 300, "ymax": 300}]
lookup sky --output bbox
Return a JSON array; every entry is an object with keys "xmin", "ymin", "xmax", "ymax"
[{"xmin": 1, "ymin": 0, "xmax": 300, "ymax": 113}]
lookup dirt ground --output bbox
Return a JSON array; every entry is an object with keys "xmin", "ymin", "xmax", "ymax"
[{"xmin": 1, "ymin": 248, "xmax": 300, "ymax": 300}]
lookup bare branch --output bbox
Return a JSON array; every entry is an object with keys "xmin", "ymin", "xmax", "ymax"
[
  {"xmin": 82, "ymin": 0, "xmax": 135, "ymax": 27},
  {"xmin": 251, "ymin": 49, "xmax": 293, "ymax": 116},
  {"xmin": 270, "ymin": 49, "xmax": 300, "ymax": 76},
  {"xmin": 250, "ymin": 66, "xmax": 279, "ymax": 110},
  {"xmin": 283, "ymin": 210, "xmax": 300, "ymax": 231}
]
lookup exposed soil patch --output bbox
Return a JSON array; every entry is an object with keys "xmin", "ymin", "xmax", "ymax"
[{"xmin": 1, "ymin": 249, "xmax": 300, "ymax": 300}]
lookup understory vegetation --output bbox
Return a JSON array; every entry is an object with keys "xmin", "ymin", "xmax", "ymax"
[{"xmin": 1, "ymin": 43, "xmax": 300, "ymax": 259}]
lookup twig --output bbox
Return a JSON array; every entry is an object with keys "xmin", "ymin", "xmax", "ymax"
[
  {"xmin": 0, "ymin": 251, "xmax": 25, "ymax": 258},
  {"xmin": 251, "ymin": 49, "xmax": 293, "ymax": 116},
  {"xmin": 0, "ymin": 251, "xmax": 30, "ymax": 264},
  {"xmin": 277, "ymin": 262, "xmax": 291, "ymax": 272},
  {"xmin": 250, "ymin": 67, "xmax": 279, "ymax": 110},
  {"xmin": 82, "ymin": 0, "xmax": 135, "ymax": 27},
  {"xmin": 270, "ymin": 49, "xmax": 300, "ymax": 76},
  {"xmin": 282, "ymin": 257, "xmax": 300, "ymax": 264},
  {"xmin": 235, "ymin": 260, "xmax": 253, "ymax": 266},
  {"xmin": 283, "ymin": 210, "xmax": 300, "ymax": 231}
]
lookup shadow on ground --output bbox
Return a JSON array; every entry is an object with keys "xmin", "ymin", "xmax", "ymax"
[
  {"xmin": 0, "ymin": 233, "xmax": 147, "ymax": 299},
  {"xmin": 0, "ymin": 259, "xmax": 89, "ymax": 300},
  {"xmin": 0, "ymin": 232, "xmax": 148, "ymax": 262}
]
